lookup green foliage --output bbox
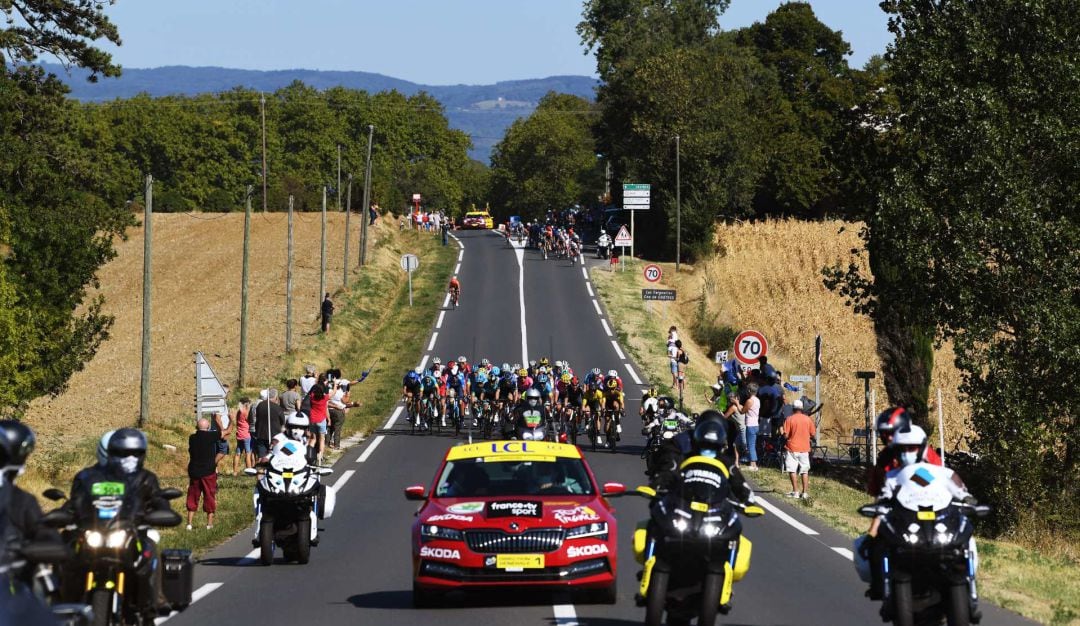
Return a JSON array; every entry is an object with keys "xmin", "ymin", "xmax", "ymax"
[
  {"xmin": 829, "ymin": 0, "xmax": 1080, "ymax": 535},
  {"xmin": 0, "ymin": 0, "xmax": 121, "ymax": 81},
  {"xmin": 488, "ymin": 92, "xmax": 602, "ymax": 220},
  {"xmin": 691, "ymin": 286, "xmax": 737, "ymax": 359}
]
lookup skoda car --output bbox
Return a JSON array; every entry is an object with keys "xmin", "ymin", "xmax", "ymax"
[{"xmin": 405, "ymin": 440, "xmax": 624, "ymax": 606}]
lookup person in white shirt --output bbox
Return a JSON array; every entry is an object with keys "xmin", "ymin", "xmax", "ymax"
[{"xmin": 300, "ymin": 365, "xmax": 318, "ymax": 395}]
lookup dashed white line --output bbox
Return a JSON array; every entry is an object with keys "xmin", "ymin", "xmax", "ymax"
[
  {"xmin": 357, "ymin": 435, "xmax": 385, "ymax": 463},
  {"xmin": 236, "ymin": 548, "xmax": 260, "ymax": 566},
  {"xmin": 600, "ymin": 318, "xmax": 612, "ymax": 337},
  {"xmin": 457, "ymin": 250, "xmax": 463, "ymax": 263},
  {"xmin": 334, "ymin": 469, "xmax": 356, "ymax": 490},
  {"xmin": 611, "ymin": 340, "xmax": 625, "ymax": 360},
  {"xmin": 552, "ymin": 604, "xmax": 578, "ymax": 626},
  {"xmin": 754, "ymin": 496, "xmax": 820, "ymax": 535},
  {"xmin": 155, "ymin": 583, "xmax": 224, "ymax": 624},
  {"xmin": 385, "ymin": 406, "xmax": 403, "ymax": 429},
  {"xmin": 832, "ymin": 547, "xmax": 854, "ymax": 561},
  {"xmin": 418, "ymin": 354, "xmax": 429, "ymax": 372},
  {"xmin": 586, "ymin": 282, "xmax": 594, "ymax": 297},
  {"xmin": 442, "ymin": 293, "xmax": 451, "ymax": 308},
  {"xmin": 624, "ymin": 363, "xmax": 642, "ymax": 385},
  {"xmin": 454, "ymin": 263, "xmax": 461, "ymax": 274},
  {"xmin": 580, "ymin": 267, "xmax": 588, "ymax": 279},
  {"xmin": 591, "ymin": 299, "xmax": 602, "ymax": 315},
  {"xmin": 427, "ymin": 332, "xmax": 438, "ymax": 351},
  {"xmin": 436, "ymin": 311, "xmax": 445, "ymax": 329}
]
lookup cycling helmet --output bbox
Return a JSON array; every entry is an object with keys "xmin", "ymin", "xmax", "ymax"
[
  {"xmin": 0, "ymin": 420, "xmax": 35, "ymax": 481},
  {"xmin": 891, "ymin": 424, "xmax": 928, "ymax": 465},
  {"xmin": 512, "ymin": 363, "xmax": 521, "ymax": 372},
  {"xmin": 481, "ymin": 358, "xmax": 491, "ymax": 367},
  {"xmin": 107, "ymin": 428, "xmax": 148, "ymax": 475},
  {"xmin": 414, "ymin": 367, "xmax": 423, "ymax": 375},
  {"xmin": 502, "ymin": 363, "xmax": 511, "ymax": 372},
  {"xmin": 518, "ymin": 368, "xmax": 528, "ymax": 377},
  {"xmin": 525, "ymin": 388, "xmax": 542, "ymax": 408},
  {"xmin": 432, "ymin": 356, "xmax": 442, "ymax": 366},
  {"xmin": 96, "ymin": 429, "xmax": 117, "ymax": 467},
  {"xmin": 539, "ymin": 357, "xmax": 549, "ymax": 366},
  {"xmin": 560, "ymin": 373, "xmax": 572, "ymax": 384},
  {"xmin": 608, "ymin": 369, "xmax": 618, "ymax": 378},
  {"xmin": 875, "ymin": 407, "xmax": 912, "ymax": 442},
  {"xmin": 286, "ymin": 413, "xmax": 310, "ymax": 440},
  {"xmin": 458, "ymin": 356, "xmax": 467, "ymax": 364},
  {"xmin": 554, "ymin": 360, "xmax": 564, "ymax": 369},
  {"xmin": 491, "ymin": 366, "xmax": 502, "ymax": 377},
  {"xmin": 571, "ymin": 376, "xmax": 580, "ymax": 386},
  {"xmin": 475, "ymin": 371, "xmax": 489, "ymax": 385},
  {"xmin": 692, "ymin": 418, "xmax": 727, "ymax": 458},
  {"xmin": 538, "ymin": 366, "xmax": 548, "ymax": 374},
  {"xmin": 591, "ymin": 367, "xmax": 601, "ymax": 377},
  {"xmin": 528, "ymin": 360, "xmax": 537, "ymax": 368}
]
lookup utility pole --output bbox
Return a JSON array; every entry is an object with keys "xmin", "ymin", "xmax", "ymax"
[
  {"xmin": 286, "ymin": 195, "xmax": 294, "ymax": 352},
  {"xmin": 675, "ymin": 134, "xmax": 681, "ymax": 272},
  {"xmin": 360, "ymin": 124, "xmax": 374, "ymax": 266},
  {"xmin": 336, "ymin": 144, "xmax": 342, "ymax": 213},
  {"xmin": 238, "ymin": 186, "xmax": 252, "ymax": 386},
  {"xmin": 344, "ymin": 174, "xmax": 352, "ymax": 285},
  {"xmin": 320, "ymin": 186, "xmax": 327, "ymax": 317},
  {"xmin": 139, "ymin": 174, "xmax": 153, "ymax": 428},
  {"xmin": 260, "ymin": 93, "xmax": 267, "ymax": 213}
]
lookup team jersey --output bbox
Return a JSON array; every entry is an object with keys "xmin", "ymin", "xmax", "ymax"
[
  {"xmin": 403, "ymin": 372, "xmax": 421, "ymax": 389},
  {"xmin": 564, "ymin": 385, "xmax": 585, "ymax": 405},
  {"xmin": 517, "ymin": 376, "xmax": 533, "ymax": 392},
  {"xmin": 585, "ymin": 389, "xmax": 605, "ymax": 407}
]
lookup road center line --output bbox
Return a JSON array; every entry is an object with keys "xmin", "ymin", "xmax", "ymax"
[
  {"xmin": 624, "ymin": 363, "xmax": 642, "ymax": 385},
  {"xmin": 832, "ymin": 547, "xmax": 854, "ymax": 561},
  {"xmin": 514, "ymin": 242, "xmax": 528, "ymax": 364},
  {"xmin": 586, "ymin": 282, "xmax": 594, "ymax": 297},
  {"xmin": 334, "ymin": 469, "xmax": 356, "ymax": 490},
  {"xmin": 356, "ymin": 435, "xmax": 385, "ymax": 463},
  {"xmin": 611, "ymin": 340, "xmax": 626, "ymax": 360},
  {"xmin": 552, "ymin": 604, "xmax": 578, "ymax": 626},
  {"xmin": 754, "ymin": 496, "xmax": 820, "ymax": 535},
  {"xmin": 436, "ymin": 311, "xmax": 445, "ymax": 329},
  {"xmin": 591, "ymin": 299, "xmax": 602, "ymax": 315},
  {"xmin": 600, "ymin": 318, "xmax": 612, "ymax": 337},
  {"xmin": 427, "ymin": 332, "xmax": 438, "ymax": 351},
  {"xmin": 385, "ymin": 406, "xmax": 403, "ymax": 429}
]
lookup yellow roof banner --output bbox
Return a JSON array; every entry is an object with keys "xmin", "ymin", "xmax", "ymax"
[{"xmin": 447, "ymin": 440, "xmax": 581, "ymax": 461}]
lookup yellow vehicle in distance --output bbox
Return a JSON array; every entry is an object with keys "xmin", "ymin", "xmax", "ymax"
[{"xmin": 462, "ymin": 210, "xmax": 494, "ymax": 230}]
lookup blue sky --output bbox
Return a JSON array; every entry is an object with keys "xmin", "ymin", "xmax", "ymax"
[{"xmin": 96, "ymin": 0, "xmax": 891, "ymax": 85}]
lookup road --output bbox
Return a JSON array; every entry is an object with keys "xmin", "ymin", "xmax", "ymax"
[{"xmin": 166, "ymin": 231, "xmax": 1031, "ymax": 626}]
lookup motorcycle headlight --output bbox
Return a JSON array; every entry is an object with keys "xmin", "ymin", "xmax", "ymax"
[
  {"xmin": 566, "ymin": 522, "xmax": 608, "ymax": 540},
  {"xmin": 84, "ymin": 531, "xmax": 104, "ymax": 548},
  {"xmin": 672, "ymin": 518, "xmax": 689, "ymax": 533},
  {"xmin": 701, "ymin": 523, "xmax": 722, "ymax": 538},
  {"xmin": 106, "ymin": 530, "xmax": 128, "ymax": 548},
  {"xmin": 421, "ymin": 525, "xmax": 464, "ymax": 541}
]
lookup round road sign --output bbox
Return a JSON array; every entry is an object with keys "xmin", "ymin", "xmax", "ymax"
[
  {"xmin": 400, "ymin": 253, "xmax": 419, "ymax": 272},
  {"xmin": 733, "ymin": 330, "xmax": 768, "ymax": 366},
  {"xmin": 643, "ymin": 264, "xmax": 662, "ymax": 283}
]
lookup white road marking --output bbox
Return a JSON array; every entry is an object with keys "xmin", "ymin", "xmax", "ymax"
[
  {"xmin": 624, "ymin": 363, "xmax": 642, "ymax": 385},
  {"xmin": 454, "ymin": 263, "xmax": 461, "ymax": 274},
  {"xmin": 436, "ymin": 311, "xmax": 445, "ymax": 329},
  {"xmin": 442, "ymin": 293, "xmax": 450, "ymax": 308},
  {"xmin": 592, "ymin": 299, "xmax": 602, "ymax": 315},
  {"xmin": 385, "ymin": 406, "xmax": 403, "ymax": 429},
  {"xmin": 832, "ymin": 547, "xmax": 854, "ymax": 561},
  {"xmin": 581, "ymin": 267, "xmax": 588, "ymax": 279},
  {"xmin": 457, "ymin": 250, "xmax": 463, "ymax": 263},
  {"xmin": 357, "ymin": 435, "xmax": 385, "ymax": 463},
  {"xmin": 579, "ymin": 254, "xmax": 584, "ymax": 264},
  {"xmin": 514, "ymin": 243, "xmax": 528, "ymax": 364},
  {"xmin": 611, "ymin": 340, "xmax": 625, "ymax": 360},
  {"xmin": 754, "ymin": 496, "xmax": 820, "ymax": 535},
  {"xmin": 553, "ymin": 604, "xmax": 578, "ymax": 626},
  {"xmin": 235, "ymin": 548, "xmax": 260, "ymax": 566},
  {"xmin": 155, "ymin": 583, "xmax": 224, "ymax": 624},
  {"xmin": 600, "ymin": 318, "xmax": 612, "ymax": 337},
  {"xmin": 334, "ymin": 469, "xmax": 356, "ymax": 490},
  {"xmin": 586, "ymin": 283, "xmax": 594, "ymax": 297},
  {"xmin": 418, "ymin": 355, "xmax": 429, "ymax": 372},
  {"xmin": 427, "ymin": 332, "xmax": 438, "ymax": 351}
]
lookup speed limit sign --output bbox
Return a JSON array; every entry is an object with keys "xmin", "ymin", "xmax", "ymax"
[
  {"xmin": 733, "ymin": 330, "xmax": 768, "ymax": 366},
  {"xmin": 643, "ymin": 264, "xmax": 662, "ymax": 283}
]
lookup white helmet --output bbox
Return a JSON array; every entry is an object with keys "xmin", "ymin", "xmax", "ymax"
[
  {"xmin": 96, "ymin": 429, "xmax": 117, "ymax": 467},
  {"xmin": 433, "ymin": 356, "xmax": 442, "ymax": 365},
  {"xmin": 285, "ymin": 413, "xmax": 310, "ymax": 441},
  {"xmin": 608, "ymin": 369, "xmax": 618, "ymax": 378},
  {"xmin": 891, "ymin": 425, "xmax": 928, "ymax": 465},
  {"xmin": 414, "ymin": 367, "xmax": 423, "ymax": 375}
]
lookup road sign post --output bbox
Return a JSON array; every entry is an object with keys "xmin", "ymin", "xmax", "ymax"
[
  {"xmin": 642, "ymin": 289, "xmax": 676, "ymax": 301},
  {"xmin": 643, "ymin": 264, "xmax": 662, "ymax": 283},
  {"xmin": 400, "ymin": 253, "xmax": 419, "ymax": 306},
  {"xmin": 733, "ymin": 329, "xmax": 769, "ymax": 367},
  {"xmin": 623, "ymin": 183, "xmax": 650, "ymax": 260},
  {"xmin": 614, "ymin": 225, "xmax": 632, "ymax": 272}
]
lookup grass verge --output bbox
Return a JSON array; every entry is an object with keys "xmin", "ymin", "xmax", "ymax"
[{"xmin": 592, "ymin": 259, "xmax": 1080, "ymax": 626}]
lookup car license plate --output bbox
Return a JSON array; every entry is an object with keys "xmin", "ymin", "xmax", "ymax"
[{"xmin": 496, "ymin": 554, "xmax": 544, "ymax": 570}]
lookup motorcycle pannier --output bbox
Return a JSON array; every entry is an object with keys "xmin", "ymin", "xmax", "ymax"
[{"xmin": 163, "ymin": 549, "xmax": 195, "ymax": 608}]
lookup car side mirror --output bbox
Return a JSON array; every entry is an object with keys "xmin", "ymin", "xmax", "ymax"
[
  {"xmin": 42, "ymin": 488, "xmax": 67, "ymax": 502},
  {"xmin": 41, "ymin": 509, "xmax": 75, "ymax": 528},
  {"xmin": 404, "ymin": 485, "xmax": 427, "ymax": 501},
  {"xmin": 158, "ymin": 488, "xmax": 183, "ymax": 500},
  {"xmin": 601, "ymin": 482, "xmax": 626, "ymax": 497},
  {"xmin": 20, "ymin": 541, "xmax": 70, "ymax": 564},
  {"xmin": 144, "ymin": 509, "xmax": 182, "ymax": 528}
]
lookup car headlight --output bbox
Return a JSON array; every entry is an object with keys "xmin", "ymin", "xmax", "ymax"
[
  {"xmin": 421, "ymin": 525, "xmax": 464, "ymax": 541},
  {"xmin": 566, "ymin": 522, "xmax": 608, "ymax": 540},
  {"xmin": 84, "ymin": 531, "xmax": 104, "ymax": 548},
  {"xmin": 106, "ymin": 530, "xmax": 128, "ymax": 548}
]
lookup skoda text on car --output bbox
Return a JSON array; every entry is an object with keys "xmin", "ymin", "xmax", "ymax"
[
  {"xmin": 405, "ymin": 440, "xmax": 624, "ymax": 605},
  {"xmin": 462, "ymin": 211, "xmax": 494, "ymax": 229}
]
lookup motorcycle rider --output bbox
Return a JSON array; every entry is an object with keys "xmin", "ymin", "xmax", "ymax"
[
  {"xmin": 510, "ymin": 388, "xmax": 548, "ymax": 439},
  {"xmin": 671, "ymin": 417, "xmax": 753, "ymax": 505},
  {"xmin": 867, "ymin": 407, "xmax": 943, "ymax": 497}
]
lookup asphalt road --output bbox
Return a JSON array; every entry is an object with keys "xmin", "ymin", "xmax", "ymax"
[{"xmin": 165, "ymin": 231, "xmax": 1032, "ymax": 626}]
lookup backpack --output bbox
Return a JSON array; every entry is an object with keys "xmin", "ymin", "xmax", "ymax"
[{"xmin": 678, "ymin": 350, "xmax": 689, "ymax": 365}]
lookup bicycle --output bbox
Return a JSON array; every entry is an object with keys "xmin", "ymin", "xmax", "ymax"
[
  {"xmin": 449, "ymin": 286, "xmax": 459, "ymax": 308},
  {"xmin": 445, "ymin": 390, "xmax": 462, "ymax": 435}
]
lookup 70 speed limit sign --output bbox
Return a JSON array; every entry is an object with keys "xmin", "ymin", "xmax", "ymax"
[
  {"xmin": 643, "ymin": 264, "xmax": 662, "ymax": 283},
  {"xmin": 733, "ymin": 330, "xmax": 768, "ymax": 366}
]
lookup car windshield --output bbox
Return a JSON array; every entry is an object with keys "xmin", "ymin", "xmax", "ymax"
[{"xmin": 435, "ymin": 458, "xmax": 594, "ymax": 497}]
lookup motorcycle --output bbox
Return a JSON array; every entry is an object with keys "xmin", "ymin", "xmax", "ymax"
[
  {"xmin": 46, "ymin": 483, "xmax": 184, "ymax": 626},
  {"xmin": 629, "ymin": 474, "xmax": 764, "ymax": 626},
  {"xmin": 245, "ymin": 439, "xmax": 334, "ymax": 566},
  {"xmin": 856, "ymin": 468, "xmax": 990, "ymax": 626},
  {"xmin": 641, "ymin": 414, "xmax": 692, "ymax": 478},
  {"xmin": 596, "ymin": 233, "xmax": 613, "ymax": 259},
  {"xmin": 512, "ymin": 408, "xmax": 548, "ymax": 441}
]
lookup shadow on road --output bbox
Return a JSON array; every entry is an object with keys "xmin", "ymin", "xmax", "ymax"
[{"xmin": 348, "ymin": 588, "xmax": 566, "ymax": 610}]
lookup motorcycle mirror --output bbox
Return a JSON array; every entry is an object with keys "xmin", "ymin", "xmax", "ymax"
[
  {"xmin": 404, "ymin": 485, "xmax": 427, "ymax": 501},
  {"xmin": 158, "ymin": 487, "xmax": 183, "ymax": 500},
  {"xmin": 634, "ymin": 485, "xmax": 657, "ymax": 498},
  {"xmin": 858, "ymin": 504, "xmax": 887, "ymax": 518},
  {"xmin": 742, "ymin": 505, "xmax": 766, "ymax": 518},
  {"xmin": 41, "ymin": 509, "xmax": 75, "ymax": 528},
  {"xmin": 601, "ymin": 482, "xmax": 626, "ymax": 497},
  {"xmin": 20, "ymin": 541, "xmax": 71, "ymax": 564},
  {"xmin": 973, "ymin": 504, "xmax": 992, "ymax": 518},
  {"xmin": 42, "ymin": 488, "xmax": 67, "ymax": 502},
  {"xmin": 317, "ymin": 468, "xmax": 334, "ymax": 476},
  {"xmin": 144, "ymin": 509, "xmax": 183, "ymax": 528},
  {"xmin": 243, "ymin": 467, "xmax": 258, "ymax": 476}
]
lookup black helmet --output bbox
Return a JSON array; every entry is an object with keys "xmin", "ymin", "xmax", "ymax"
[
  {"xmin": 0, "ymin": 420, "xmax": 36, "ymax": 479},
  {"xmin": 107, "ymin": 428, "xmax": 148, "ymax": 475},
  {"xmin": 875, "ymin": 407, "xmax": 912, "ymax": 441},
  {"xmin": 697, "ymin": 409, "xmax": 725, "ymax": 425},
  {"xmin": 693, "ymin": 419, "xmax": 727, "ymax": 457}
]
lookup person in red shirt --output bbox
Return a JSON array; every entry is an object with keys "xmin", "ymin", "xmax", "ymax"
[
  {"xmin": 782, "ymin": 400, "xmax": 817, "ymax": 498},
  {"xmin": 866, "ymin": 407, "xmax": 942, "ymax": 496},
  {"xmin": 307, "ymin": 377, "xmax": 330, "ymax": 463}
]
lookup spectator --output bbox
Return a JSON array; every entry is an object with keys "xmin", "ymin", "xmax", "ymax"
[
  {"xmin": 674, "ymin": 340, "xmax": 687, "ymax": 400},
  {"xmin": 721, "ymin": 389, "xmax": 743, "ymax": 467},
  {"xmin": 667, "ymin": 326, "xmax": 679, "ymax": 349},
  {"xmin": 307, "ymin": 376, "xmax": 330, "ymax": 462},
  {"xmin": 299, "ymin": 365, "xmax": 318, "ymax": 396},
  {"xmin": 251, "ymin": 388, "xmax": 285, "ymax": 458},
  {"xmin": 733, "ymin": 381, "xmax": 760, "ymax": 471},
  {"xmin": 321, "ymin": 293, "xmax": 335, "ymax": 333},
  {"xmin": 280, "ymin": 378, "xmax": 301, "ymax": 416},
  {"xmin": 369, "ymin": 201, "xmax": 379, "ymax": 225},
  {"xmin": 210, "ymin": 408, "xmax": 231, "ymax": 465},
  {"xmin": 232, "ymin": 397, "xmax": 252, "ymax": 476},
  {"xmin": 782, "ymin": 399, "xmax": 817, "ymax": 498},
  {"xmin": 327, "ymin": 379, "xmax": 359, "ymax": 449},
  {"xmin": 667, "ymin": 338, "xmax": 679, "ymax": 389},
  {"xmin": 432, "ymin": 211, "xmax": 441, "ymax": 233},
  {"xmin": 186, "ymin": 418, "xmax": 218, "ymax": 530}
]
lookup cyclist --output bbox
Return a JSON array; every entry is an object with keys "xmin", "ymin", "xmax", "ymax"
[
  {"xmin": 583, "ymin": 381, "xmax": 606, "ymax": 445},
  {"xmin": 419, "ymin": 367, "xmax": 441, "ymax": 429},
  {"xmin": 583, "ymin": 367, "xmax": 603, "ymax": 389},
  {"xmin": 533, "ymin": 365, "xmax": 554, "ymax": 405},
  {"xmin": 444, "ymin": 363, "xmax": 467, "ymax": 427},
  {"xmin": 402, "ymin": 367, "xmax": 423, "ymax": 424},
  {"xmin": 479, "ymin": 368, "xmax": 500, "ymax": 426},
  {"xmin": 496, "ymin": 365, "xmax": 516, "ymax": 417},
  {"xmin": 469, "ymin": 366, "xmax": 489, "ymax": 424},
  {"xmin": 640, "ymin": 387, "xmax": 660, "ymax": 422},
  {"xmin": 516, "ymin": 367, "xmax": 533, "ymax": 400},
  {"xmin": 561, "ymin": 375, "xmax": 586, "ymax": 434},
  {"xmin": 448, "ymin": 276, "xmax": 461, "ymax": 306},
  {"xmin": 602, "ymin": 369, "xmax": 625, "ymax": 439}
]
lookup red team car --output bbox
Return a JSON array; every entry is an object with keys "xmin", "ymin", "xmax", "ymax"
[{"xmin": 405, "ymin": 441, "xmax": 624, "ymax": 606}]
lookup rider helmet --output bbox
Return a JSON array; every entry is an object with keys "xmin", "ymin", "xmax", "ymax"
[
  {"xmin": 539, "ymin": 357, "xmax": 549, "ymax": 367},
  {"xmin": 0, "ymin": 420, "xmax": 35, "ymax": 482},
  {"xmin": 891, "ymin": 424, "xmax": 928, "ymax": 466},
  {"xmin": 605, "ymin": 377, "xmax": 618, "ymax": 390},
  {"xmin": 591, "ymin": 367, "xmax": 601, "ymax": 377},
  {"xmin": 502, "ymin": 363, "xmax": 511, "ymax": 372},
  {"xmin": 107, "ymin": 428, "xmax": 148, "ymax": 475},
  {"xmin": 692, "ymin": 417, "xmax": 727, "ymax": 459},
  {"xmin": 285, "ymin": 413, "xmax": 310, "ymax": 441},
  {"xmin": 458, "ymin": 356, "xmax": 468, "ymax": 364},
  {"xmin": 529, "ymin": 360, "xmax": 537, "ymax": 368},
  {"xmin": 432, "ymin": 356, "xmax": 442, "ymax": 366},
  {"xmin": 518, "ymin": 368, "xmax": 528, "ymax": 377},
  {"xmin": 491, "ymin": 366, "xmax": 501, "ymax": 377},
  {"xmin": 875, "ymin": 407, "xmax": 912, "ymax": 444},
  {"xmin": 657, "ymin": 397, "xmax": 671, "ymax": 412},
  {"xmin": 554, "ymin": 360, "xmax": 564, "ymax": 369},
  {"xmin": 481, "ymin": 358, "xmax": 491, "ymax": 367},
  {"xmin": 571, "ymin": 376, "xmax": 580, "ymax": 386},
  {"xmin": 413, "ymin": 367, "xmax": 423, "ymax": 375},
  {"xmin": 96, "ymin": 429, "xmax": 117, "ymax": 467},
  {"xmin": 525, "ymin": 388, "xmax": 542, "ymax": 409},
  {"xmin": 608, "ymin": 369, "xmax": 618, "ymax": 378},
  {"xmin": 560, "ymin": 373, "xmax": 572, "ymax": 384}
]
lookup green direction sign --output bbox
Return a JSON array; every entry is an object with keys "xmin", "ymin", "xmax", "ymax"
[
  {"xmin": 623, "ymin": 183, "xmax": 650, "ymax": 210},
  {"xmin": 623, "ymin": 183, "xmax": 651, "ymax": 191}
]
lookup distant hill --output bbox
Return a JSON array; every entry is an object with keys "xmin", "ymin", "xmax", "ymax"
[{"xmin": 44, "ymin": 64, "xmax": 598, "ymax": 162}]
